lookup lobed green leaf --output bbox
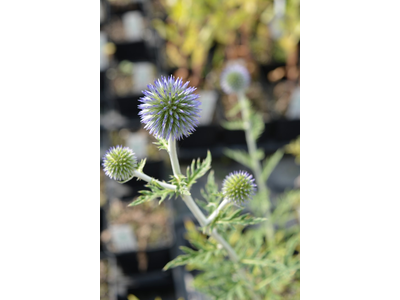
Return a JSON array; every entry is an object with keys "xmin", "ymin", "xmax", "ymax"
[{"xmin": 186, "ymin": 151, "xmax": 212, "ymax": 189}]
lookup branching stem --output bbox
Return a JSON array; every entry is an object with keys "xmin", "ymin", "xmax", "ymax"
[
  {"xmin": 168, "ymin": 137, "xmax": 239, "ymax": 261},
  {"xmin": 205, "ymin": 198, "xmax": 230, "ymax": 225}
]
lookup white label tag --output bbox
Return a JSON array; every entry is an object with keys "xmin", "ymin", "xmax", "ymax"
[
  {"xmin": 100, "ymin": 32, "xmax": 108, "ymax": 71},
  {"xmin": 197, "ymin": 90, "xmax": 218, "ymax": 125},
  {"xmin": 110, "ymin": 224, "xmax": 138, "ymax": 252},
  {"xmin": 126, "ymin": 131, "xmax": 148, "ymax": 160},
  {"xmin": 122, "ymin": 11, "xmax": 144, "ymax": 42},
  {"xmin": 132, "ymin": 62, "xmax": 156, "ymax": 93},
  {"xmin": 286, "ymin": 86, "xmax": 300, "ymax": 120}
]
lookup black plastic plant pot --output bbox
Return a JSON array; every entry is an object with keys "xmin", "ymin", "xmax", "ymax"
[
  {"xmin": 114, "ymin": 41, "xmax": 153, "ymax": 62},
  {"xmin": 100, "ymin": 207, "xmax": 108, "ymax": 254},
  {"xmin": 114, "ymin": 247, "xmax": 172, "ymax": 275},
  {"xmin": 117, "ymin": 272, "xmax": 176, "ymax": 300},
  {"xmin": 101, "ymin": 207, "xmax": 106, "ymax": 233},
  {"xmin": 221, "ymin": 128, "xmax": 247, "ymax": 146},
  {"xmin": 257, "ymin": 122, "xmax": 276, "ymax": 145},
  {"xmin": 114, "ymin": 94, "xmax": 141, "ymax": 119},
  {"xmin": 109, "ymin": 2, "xmax": 144, "ymax": 16},
  {"xmin": 178, "ymin": 125, "xmax": 221, "ymax": 149},
  {"xmin": 100, "ymin": 71, "xmax": 106, "ymax": 92},
  {"xmin": 274, "ymin": 119, "xmax": 300, "ymax": 141}
]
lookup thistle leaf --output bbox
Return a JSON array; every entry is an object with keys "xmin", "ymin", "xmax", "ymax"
[
  {"xmin": 153, "ymin": 136, "xmax": 169, "ymax": 151},
  {"xmin": 249, "ymin": 110, "xmax": 265, "ymax": 141},
  {"xmin": 261, "ymin": 149, "xmax": 284, "ymax": 181},
  {"xmin": 223, "ymin": 148, "xmax": 264, "ymax": 170},
  {"xmin": 186, "ymin": 151, "xmax": 212, "ymax": 188},
  {"xmin": 136, "ymin": 158, "xmax": 147, "ymax": 173},
  {"xmin": 215, "ymin": 209, "xmax": 266, "ymax": 226},
  {"xmin": 221, "ymin": 119, "xmax": 245, "ymax": 131},
  {"xmin": 128, "ymin": 181, "xmax": 174, "ymax": 206}
]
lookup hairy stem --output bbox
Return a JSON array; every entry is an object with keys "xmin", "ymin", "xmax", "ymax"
[
  {"xmin": 206, "ymin": 198, "xmax": 230, "ymax": 225},
  {"xmin": 167, "ymin": 137, "xmax": 238, "ymax": 261},
  {"xmin": 167, "ymin": 136, "xmax": 261, "ymax": 299},
  {"xmin": 133, "ymin": 170, "xmax": 177, "ymax": 190},
  {"xmin": 237, "ymin": 92, "xmax": 274, "ymax": 244},
  {"xmin": 168, "ymin": 135, "xmax": 181, "ymax": 176}
]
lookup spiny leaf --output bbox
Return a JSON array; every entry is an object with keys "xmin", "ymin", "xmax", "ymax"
[
  {"xmin": 223, "ymin": 148, "xmax": 264, "ymax": 170},
  {"xmin": 261, "ymin": 149, "xmax": 284, "ymax": 181},
  {"xmin": 170, "ymin": 174, "xmax": 190, "ymax": 196},
  {"xmin": 180, "ymin": 245, "xmax": 198, "ymax": 255},
  {"xmin": 153, "ymin": 136, "xmax": 169, "ymax": 151},
  {"xmin": 241, "ymin": 258, "xmax": 286, "ymax": 269},
  {"xmin": 163, "ymin": 248, "xmax": 222, "ymax": 270},
  {"xmin": 215, "ymin": 209, "xmax": 266, "ymax": 226},
  {"xmin": 199, "ymin": 171, "xmax": 222, "ymax": 212},
  {"xmin": 221, "ymin": 119, "xmax": 245, "ymax": 131},
  {"xmin": 163, "ymin": 254, "xmax": 193, "ymax": 270},
  {"xmin": 136, "ymin": 158, "xmax": 147, "ymax": 173},
  {"xmin": 194, "ymin": 198, "xmax": 209, "ymax": 211},
  {"xmin": 249, "ymin": 110, "xmax": 265, "ymax": 141},
  {"xmin": 186, "ymin": 151, "xmax": 212, "ymax": 188},
  {"xmin": 128, "ymin": 181, "xmax": 174, "ymax": 206},
  {"xmin": 255, "ymin": 265, "xmax": 299, "ymax": 290}
]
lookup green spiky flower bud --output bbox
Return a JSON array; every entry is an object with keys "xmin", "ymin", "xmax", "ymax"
[
  {"xmin": 222, "ymin": 171, "xmax": 257, "ymax": 205},
  {"xmin": 102, "ymin": 146, "xmax": 137, "ymax": 181}
]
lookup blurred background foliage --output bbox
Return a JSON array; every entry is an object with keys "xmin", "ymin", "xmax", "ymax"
[{"xmin": 152, "ymin": 0, "xmax": 299, "ymax": 88}]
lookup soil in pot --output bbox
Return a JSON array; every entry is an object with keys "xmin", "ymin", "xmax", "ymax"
[
  {"xmin": 102, "ymin": 198, "xmax": 174, "ymax": 274},
  {"xmin": 100, "ymin": 259, "xmax": 109, "ymax": 300}
]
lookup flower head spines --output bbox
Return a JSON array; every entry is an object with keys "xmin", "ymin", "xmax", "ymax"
[
  {"xmin": 102, "ymin": 146, "xmax": 137, "ymax": 181},
  {"xmin": 222, "ymin": 171, "xmax": 257, "ymax": 205},
  {"xmin": 138, "ymin": 76, "xmax": 201, "ymax": 140},
  {"xmin": 220, "ymin": 64, "xmax": 250, "ymax": 94}
]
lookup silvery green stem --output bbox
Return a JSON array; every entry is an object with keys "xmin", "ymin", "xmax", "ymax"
[
  {"xmin": 237, "ymin": 92, "xmax": 274, "ymax": 243},
  {"xmin": 133, "ymin": 170, "xmax": 177, "ymax": 191},
  {"xmin": 167, "ymin": 137, "xmax": 239, "ymax": 262},
  {"xmin": 206, "ymin": 198, "xmax": 230, "ymax": 225},
  {"xmin": 168, "ymin": 136, "xmax": 181, "ymax": 176},
  {"xmin": 181, "ymin": 194, "xmax": 208, "ymax": 228}
]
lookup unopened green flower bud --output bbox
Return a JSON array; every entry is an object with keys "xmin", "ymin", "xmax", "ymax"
[
  {"xmin": 102, "ymin": 146, "xmax": 137, "ymax": 181},
  {"xmin": 222, "ymin": 171, "xmax": 257, "ymax": 205}
]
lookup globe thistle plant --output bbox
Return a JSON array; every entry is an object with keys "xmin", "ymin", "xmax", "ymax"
[
  {"xmin": 100, "ymin": 72, "xmax": 299, "ymax": 299},
  {"xmin": 222, "ymin": 171, "xmax": 257, "ymax": 205},
  {"xmin": 138, "ymin": 75, "xmax": 201, "ymax": 141},
  {"xmin": 102, "ymin": 146, "xmax": 137, "ymax": 181},
  {"xmin": 220, "ymin": 63, "xmax": 250, "ymax": 94}
]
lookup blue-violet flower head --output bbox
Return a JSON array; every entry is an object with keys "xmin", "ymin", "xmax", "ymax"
[
  {"xmin": 222, "ymin": 171, "xmax": 257, "ymax": 205},
  {"xmin": 220, "ymin": 64, "xmax": 250, "ymax": 94},
  {"xmin": 138, "ymin": 75, "xmax": 201, "ymax": 141},
  {"xmin": 102, "ymin": 146, "xmax": 137, "ymax": 181}
]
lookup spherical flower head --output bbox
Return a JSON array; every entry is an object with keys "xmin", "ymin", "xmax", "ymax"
[
  {"xmin": 222, "ymin": 171, "xmax": 257, "ymax": 205},
  {"xmin": 102, "ymin": 146, "xmax": 137, "ymax": 181},
  {"xmin": 220, "ymin": 64, "xmax": 250, "ymax": 94},
  {"xmin": 138, "ymin": 75, "xmax": 201, "ymax": 141}
]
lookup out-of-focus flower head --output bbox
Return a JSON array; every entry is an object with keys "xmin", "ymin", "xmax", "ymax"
[
  {"xmin": 102, "ymin": 146, "xmax": 137, "ymax": 181},
  {"xmin": 222, "ymin": 171, "xmax": 257, "ymax": 205},
  {"xmin": 138, "ymin": 75, "xmax": 201, "ymax": 141},
  {"xmin": 220, "ymin": 64, "xmax": 250, "ymax": 94}
]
